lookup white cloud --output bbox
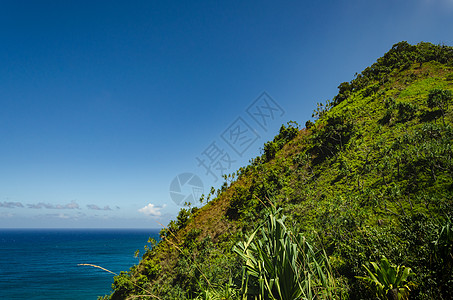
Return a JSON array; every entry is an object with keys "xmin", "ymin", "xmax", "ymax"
[
  {"xmin": 57, "ymin": 213, "xmax": 71, "ymax": 219},
  {"xmin": 0, "ymin": 212, "xmax": 14, "ymax": 218},
  {"xmin": 40, "ymin": 213, "xmax": 71, "ymax": 219},
  {"xmin": 138, "ymin": 203, "xmax": 166, "ymax": 217}
]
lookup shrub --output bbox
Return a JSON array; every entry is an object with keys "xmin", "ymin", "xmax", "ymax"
[
  {"xmin": 395, "ymin": 102, "xmax": 418, "ymax": 122},
  {"xmin": 176, "ymin": 208, "xmax": 191, "ymax": 229},
  {"xmin": 311, "ymin": 115, "xmax": 354, "ymax": 161},
  {"xmin": 427, "ymin": 88, "xmax": 452, "ymax": 125},
  {"xmin": 356, "ymin": 257, "xmax": 415, "ymax": 300}
]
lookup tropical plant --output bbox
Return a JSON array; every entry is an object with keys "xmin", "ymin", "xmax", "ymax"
[
  {"xmin": 233, "ymin": 207, "xmax": 335, "ymax": 300},
  {"xmin": 429, "ymin": 217, "xmax": 453, "ymax": 299},
  {"xmin": 356, "ymin": 257, "xmax": 415, "ymax": 300},
  {"xmin": 433, "ymin": 217, "xmax": 453, "ymax": 263},
  {"xmin": 195, "ymin": 278, "xmax": 240, "ymax": 300}
]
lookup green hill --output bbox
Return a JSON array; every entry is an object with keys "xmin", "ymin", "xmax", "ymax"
[{"xmin": 101, "ymin": 42, "xmax": 453, "ymax": 300}]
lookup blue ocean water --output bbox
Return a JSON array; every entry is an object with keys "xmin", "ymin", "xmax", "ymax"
[{"xmin": 0, "ymin": 229, "xmax": 160, "ymax": 299}]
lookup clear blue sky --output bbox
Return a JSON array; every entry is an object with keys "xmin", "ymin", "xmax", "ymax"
[{"xmin": 1, "ymin": 0, "xmax": 452, "ymax": 228}]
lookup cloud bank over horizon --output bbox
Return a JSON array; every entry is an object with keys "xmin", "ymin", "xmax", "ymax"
[
  {"xmin": 0, "ymin": 200, "xmax": 121, "ymax": 211},
  {"xmin": 86, "ymin": 204, "xmax": 113, "ymax": 211},
  {"xmin": 27, "ymin": 200, "xmax": 80, "ymax": 210},
  {"xmin": 0, "ymin": 202, "xmax": 24, "ymax": 208}
]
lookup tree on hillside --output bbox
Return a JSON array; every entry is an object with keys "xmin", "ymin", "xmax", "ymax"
[{"xmin": 427, "ymin": 88, "xmax": 452, "ymax": 125}]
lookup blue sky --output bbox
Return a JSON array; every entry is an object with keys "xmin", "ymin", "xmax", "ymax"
[{"xmin": 1, "ymin": 0, "xmax": 452, "ymax": 228}]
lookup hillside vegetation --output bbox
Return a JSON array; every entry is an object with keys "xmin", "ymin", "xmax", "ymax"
[{"xmin": 101, "ymin": 42, "xmax": 453, "ymax": 300}]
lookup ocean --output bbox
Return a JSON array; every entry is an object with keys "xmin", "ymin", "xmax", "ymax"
[{"xmin": 0, "ymin": 228, "xmax": 160, "ymax": 299}]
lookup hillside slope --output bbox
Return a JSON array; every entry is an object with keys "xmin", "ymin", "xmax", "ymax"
[{"xmin": 102, "ymin": 42, "xmax": 453, "ymax": 300}]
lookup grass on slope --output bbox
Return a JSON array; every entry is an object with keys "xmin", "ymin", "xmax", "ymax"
[{"xmin": 102, "ymin": 42, "xmax": 453, "ymax": 300}]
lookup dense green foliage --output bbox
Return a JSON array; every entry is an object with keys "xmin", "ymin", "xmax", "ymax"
[{"xmin": 101, "ymin": 42, "xmax": 453, "ymax": 299}]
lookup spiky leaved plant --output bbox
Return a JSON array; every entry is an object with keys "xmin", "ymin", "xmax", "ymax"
[
  {"xmin": 233, "ymin": 207, "xmax": 335, "ymax": 300},
  {"xmin": 356, "ymin": 256, "xmax": 415, "ymax": 300}
]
